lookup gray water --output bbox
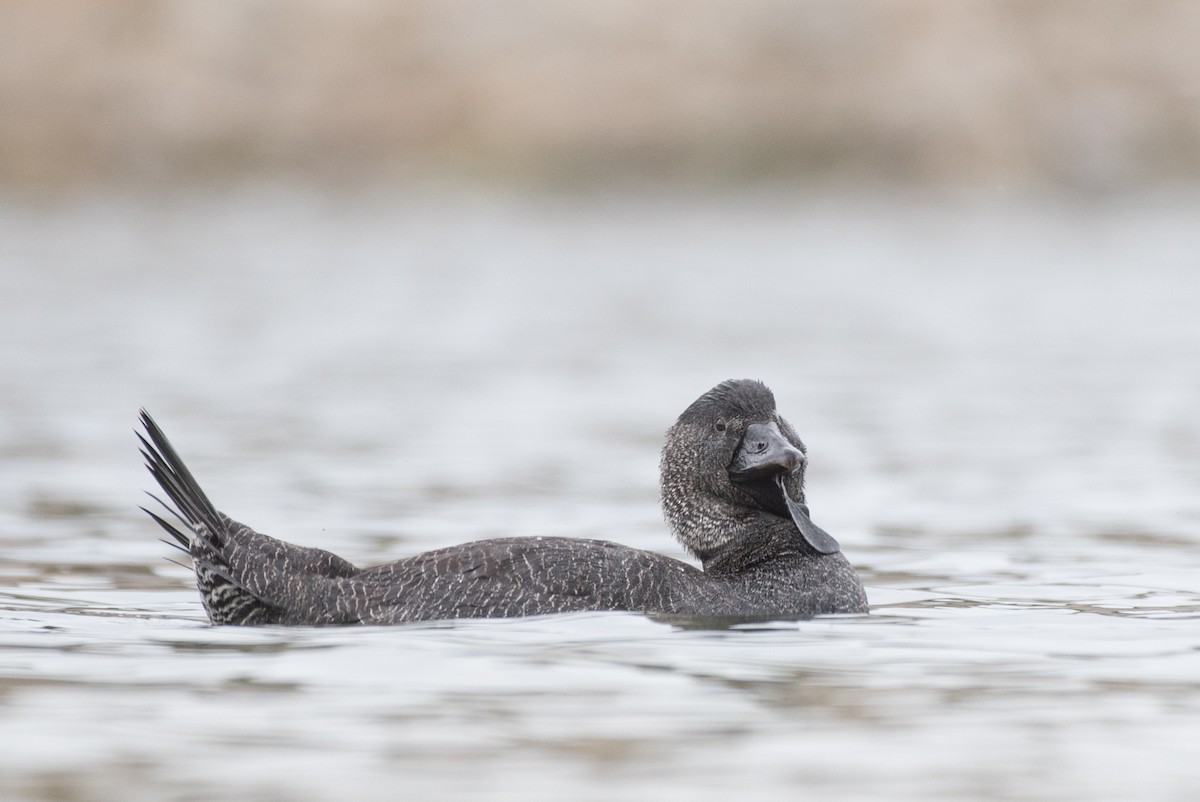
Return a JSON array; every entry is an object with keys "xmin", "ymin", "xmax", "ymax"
[{"xmin": 2, "ymin": 185, "xmax": 1199, "ymax": 801}]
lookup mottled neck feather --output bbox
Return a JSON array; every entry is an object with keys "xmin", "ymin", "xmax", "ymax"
[
  {"xmin": 660, "ymin": 464, "xmax": 724, "ymax": 555},
  {"xmin": 697, "ymin": 516, "xmax": 806, "ymax": 575}
]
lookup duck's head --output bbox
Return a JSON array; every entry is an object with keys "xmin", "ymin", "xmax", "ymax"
[{"xmin": 660, "ymin": 379, "xmax": 840, "ymax": 563}]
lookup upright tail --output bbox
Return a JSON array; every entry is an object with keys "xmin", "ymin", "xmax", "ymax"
[{"xmin": 138, "ymin": 410, "xmax": 283, "ymax": 625}]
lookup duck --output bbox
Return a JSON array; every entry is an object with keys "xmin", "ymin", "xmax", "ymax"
[{"xmin": 139, "ymin": 379, "xmax": 868, "ymax": 625}]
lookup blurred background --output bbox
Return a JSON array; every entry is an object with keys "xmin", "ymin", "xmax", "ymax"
[
  {"xmin": 4, "ymin": 3, "xmax": 1200, "ymax": 802},
  {"xmin": 4, "ymin": 0, "xmax": 1199, "ymax": 192}
]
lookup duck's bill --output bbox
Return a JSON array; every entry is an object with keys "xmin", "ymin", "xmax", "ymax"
[{"xmin": 727, "ymin": 421, "xmax": 841, "ymax": 555}]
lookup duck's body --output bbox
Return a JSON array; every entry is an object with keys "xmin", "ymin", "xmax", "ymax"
[{"xmin": 140, "ymin": 380, "xmax": 868, "ymax": 625}]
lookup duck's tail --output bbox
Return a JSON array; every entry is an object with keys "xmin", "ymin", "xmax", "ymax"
[{"xmin": 137, "ymin": 410, "xmax": 283, "ymax": 625}]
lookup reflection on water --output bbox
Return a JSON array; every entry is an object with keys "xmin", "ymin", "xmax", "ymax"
[{"xmin": 2, "ymin": 186, "xmax": 1199, "ymax": 801}]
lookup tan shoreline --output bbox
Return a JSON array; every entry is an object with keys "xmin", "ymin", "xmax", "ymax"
[{"xmin": 4, "ymin": 1, "xmax": 1199, "ymax": 189}]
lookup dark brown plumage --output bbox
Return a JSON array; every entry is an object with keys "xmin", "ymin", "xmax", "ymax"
[{"xmin": 140, "ymin": 380, "xmax": 867, "ymax": 625}]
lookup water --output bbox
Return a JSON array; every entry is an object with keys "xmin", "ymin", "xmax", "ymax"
[{"xmin": 2, "ymin": 185, "xmax": 1199, "ymax": 801}]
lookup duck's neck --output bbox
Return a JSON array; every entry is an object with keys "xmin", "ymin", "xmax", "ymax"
[{"xmin": 696, "ymin": 515, "xmax": 807, "ymax": 575}]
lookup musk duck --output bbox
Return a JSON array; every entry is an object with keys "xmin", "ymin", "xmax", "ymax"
[{"xmin": 139, "ymin": 379, "xmax": 867, "ymax": 625}]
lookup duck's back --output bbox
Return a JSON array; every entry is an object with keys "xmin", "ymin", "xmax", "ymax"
[{"xmin": 355, "ymin": 536, "xmax": 703, "ymax": 624}]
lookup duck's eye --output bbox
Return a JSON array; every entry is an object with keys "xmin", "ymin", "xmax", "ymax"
[{"xmin": 714, "ymin": 418, "xmax": 727, "ymax": 433}]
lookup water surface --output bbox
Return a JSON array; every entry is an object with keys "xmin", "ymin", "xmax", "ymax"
[{"xmin": 2, "ymin": 186, "xmax": 1199, "ymax": 801}]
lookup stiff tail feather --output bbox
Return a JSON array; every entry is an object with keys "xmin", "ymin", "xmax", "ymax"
[{"xmin": 138, "ymin": 410, "xmax": 282, "ymax": 625}]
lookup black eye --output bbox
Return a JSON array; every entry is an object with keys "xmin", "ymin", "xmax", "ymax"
[{"xmin": 714, "ymin": 418, "xmax": 727, "ymax": 433}]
